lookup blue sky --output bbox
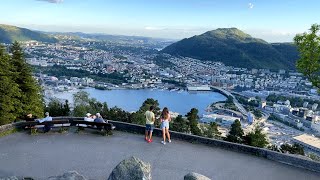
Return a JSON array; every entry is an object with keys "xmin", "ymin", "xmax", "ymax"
[{"xmin": 0, "ymin": 0, "xmax": 319, "ymax": 42}]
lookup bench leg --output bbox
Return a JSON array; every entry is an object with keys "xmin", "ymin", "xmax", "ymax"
[
  {"xmin": 76, "ymin": 126, "xmax": 84, "ymax": 133},
  {"xmin": 59, "ymin": 126, "xmax": 68, "ymax": 133},
  {"xmin": 30, "ymin": 127, "xmax": 37, "ymax": 135}
]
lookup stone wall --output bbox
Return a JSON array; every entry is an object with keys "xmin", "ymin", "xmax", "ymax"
[
  {"xmin": 0, "ymin": 123, "xmax": 16, "ymax": 135},
  {"xmin": 108, "ymin": 120, "xmax": 320, "ymax": 173}
]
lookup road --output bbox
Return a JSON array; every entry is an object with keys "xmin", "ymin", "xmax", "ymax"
[{"xmin": 211, "ymin": 86, "xmax": 248, "ymax": 117}]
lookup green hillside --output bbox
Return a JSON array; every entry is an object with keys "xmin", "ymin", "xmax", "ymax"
[
  {"xmin": 162, "ymin": 28, "xmax": 298, "ymax": 70},
  {"xmin": 0, "ymin": 24, "xmax": 58, "ymax": 43}
]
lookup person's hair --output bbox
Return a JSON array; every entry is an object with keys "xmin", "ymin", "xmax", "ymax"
[
  {"xmin": 161, "ymin": 107, "xmax": 169, "ymax": 120},
  {"xmin": 149, "ymin": 106, "xmax": 154, "ymax": 111}
]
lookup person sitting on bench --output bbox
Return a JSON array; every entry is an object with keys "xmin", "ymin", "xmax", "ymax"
[
  {"xmin": 94, "ymin": 113, "xmax": 106, "ymax": 123},
  {"xmin": 23, "ymin": 113, "xmax": 38, "ymax": 129},
  {"xmin": 38, "ymin": 112, "xmax": 53, "ymax": 132},
  {"xmin": 84, "ymin": 113, "xmax": 94, "ymax": 122}
]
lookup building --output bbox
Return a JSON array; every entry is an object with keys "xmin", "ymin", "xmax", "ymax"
[
  {"xmin": 293, "ymin": 134, "xmax": 320, "ymax": 153},
  {"xmin": 202, "ymin": 114, "xmax": 240, "ymax": 126},
  {"xmin": 187, "ymin": 85, "xmax": 211, "ymax": 91}
]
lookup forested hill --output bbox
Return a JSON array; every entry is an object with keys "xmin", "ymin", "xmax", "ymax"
[
  {"xmin": 0, "ymin": 24, "xmax": 58, "ymax": 43},
  {"xmin": 161, "ymin": 28, "xmax": 299, "ymax": 70}
]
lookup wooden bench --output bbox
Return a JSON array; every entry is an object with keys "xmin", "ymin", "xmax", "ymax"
[
  {"xmin": 19, "ymin": 120, "xmax": 70, "ymax": 134},
  {"xmin": 71, "ymin": 120, "xmax": 115, "ymax": 136}
]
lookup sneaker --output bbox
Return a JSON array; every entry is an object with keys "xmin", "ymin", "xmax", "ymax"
[
  {"xmin": 145, "ymin": 137, "xmax": 148, "ymax": 141},
  {"xmin": 147, "ymin": 139, "xmax": 153, "ymax": 143},
  {"xmin": 168, "ymin": 140, "xmax": 172, "ymax": 143},
  {"xmin": 161, "ymin": 141, "xmax": 166, "ymax": 145},
  {"xmin": 149, "ymin": 139, "xmax": 153, "ymax": 142}
]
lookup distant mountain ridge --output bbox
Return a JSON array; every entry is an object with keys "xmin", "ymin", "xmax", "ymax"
[
  {"xmin": 162, "ymin": 28, "xmax": 298, "ymax": 70},
  {"xmin": 0, "ymin": 24, "xmax": 58, "ymax": 43}
]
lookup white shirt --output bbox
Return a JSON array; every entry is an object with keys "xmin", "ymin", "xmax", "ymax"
[
  {"xmin": 38, "ymin": 116, "xmax": 53, "ymax": 123},
  {"xmin": 84, "ymin": 117, "xmax": 94, "ymax": 122}
]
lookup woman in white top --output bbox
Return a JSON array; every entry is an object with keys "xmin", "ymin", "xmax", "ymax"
[
  {"xmin": 160, "ymin": 107, "xmax": 171, "ymax": 145},
  {"xmin": 84, "ymin": 113, "xmax": 94, "ymax": 122}
]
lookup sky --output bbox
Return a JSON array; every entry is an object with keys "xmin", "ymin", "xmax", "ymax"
[{"xmin": 0, "ymin": 0, "xmax": 319, "ymax": 42}]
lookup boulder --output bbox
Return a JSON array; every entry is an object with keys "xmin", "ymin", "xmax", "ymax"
[
  {"xmin": 47, "ymin": 171, "xmax": 86, "ymax": 180},
  {"xmin": 0, "ymin": 176, "xmax": 19, "ymax": 180},
  {"xmin": 108, "ymin": 156, "xmax": 151, "ymax": 180},
  {"xmin": 184, "ymin": 172, "xmax": 211, "ymax": 180}
]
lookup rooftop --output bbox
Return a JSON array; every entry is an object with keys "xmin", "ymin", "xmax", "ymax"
[
  {"xmin": 0, "ymin": 131, "xmax": 319, "ymax": 180},
  {"xmin": 293, "ymin": 134, "xmax": 320, "ymax": 151}
]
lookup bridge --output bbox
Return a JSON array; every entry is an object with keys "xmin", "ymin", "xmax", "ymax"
[{"xmin": 211, "ymin": 86, "xmax": 248, "ymax": 117}]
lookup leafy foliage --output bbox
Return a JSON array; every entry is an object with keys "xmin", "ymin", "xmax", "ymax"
[
  {"xmin": 45, "ymin": 98, "xmax": 70, "ymax": 117},
  {"xmin": 294, "ymin": 24, "xmax": 320, "ymax": 90},
  {"xmin": 203, "ymin": 122, "xmax": 221, "ymax": 139},
  {"xmin": 10, "ymin": 42, "xmax": 44, "ymax": 118},
  {"xmin": 130, "ymin": 98, "xmax": 161, "ymax": 125},
  {"xmin": 244, "ymin": 128, "xmax": 268, "ymax": 148},
  {"xmin": 225, "ymin": 119, "xmax": 244, "ymax": 143},
  {"xmin": 73, "ymin": 91, "xmax": 108, "ymax": 117},
  {"xmin": 186, "ymin": 108, "xmax": 202, "ymax": 136},
  {"xmin": 280, "ymin": 143, "xmax": 305, "ymax": 155},
  {"xmin": 162, "ymin": 28, "xmax": 298, "ymax": 70},
  {"xmin": 170, "ymin": 115, "xmax": 189, "ymax": 133},
  {"xmin": 0, "ymin": 42, "xmax": 43, "ymax": 125}
]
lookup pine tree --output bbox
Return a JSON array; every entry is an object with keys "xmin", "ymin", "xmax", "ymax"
[
  {"xmin": 186, "ymin": 108, "xmax": 202, "ymax": 136},
  {"xmin": 225, "ymin": 119, "xmax": 244, "ymax": 143},
  {"xmin": 244, "ymin": 128, "xmax": 268, "ymax": 148},
  {"xmin": 171, "ymin": 115, "xmax": 189, "ymax": 133},
  {"xmin": 10, "ymin": 41, "xmax": 43, "ymax": 118},
  {"xmin": 0, "ymin": 45, "xmax": 21, "ymax": 125}
]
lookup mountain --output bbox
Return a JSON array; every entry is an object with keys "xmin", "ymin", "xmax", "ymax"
[
  {"xmin": 161, "ymin": 28, "xmax": 298, "ymax": 70},
  {"xmin": 0, "ymin": 24, "xmax": 58, "ymax": 43}
]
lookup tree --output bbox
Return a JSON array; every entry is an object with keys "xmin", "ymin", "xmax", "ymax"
[
  {"xmin": 170, "ymin": 115, "xmax": 189, "ymax": 133},
  {"xmin": 10, "ymin": 41, "xmax": 43, "ymax": 118},
  {"xmin": 0, "ymin": 45, "xmax": 21, "ymax": 125},
  {"xmin": 252, "ymin": 109, "xmax": 262, "ymax": 119},
  {"xmin": 131, "ymin": 98, "xmax": 161, "ymax": 125},
  {"xmin": 73, "ymin": 91, "xmax": 107, "ymax": 117},
  {"xmin": 204, "ymin": 122, "xmax": 221, "ymax": 138},
  {"xmin": 225, "ymin": 119, "xmax": 244, "ymax": 143},
  {"xmin": 45, "ymin": 98, "xmax": 70, "ymax": 117},
  {"xmin": 294, "ymin": 24, "xmax": 320, "ymax": 91},
  {"xmin": 244, "ymin": 128, "xmax": 268, "ymax": 148},
  {"xmin": 186, "ymin": 108, "xmax": 202, "ymax": 136},
  {"xmin": 280, "ymin": 143, "xmax": 305, "ymax": 155}
]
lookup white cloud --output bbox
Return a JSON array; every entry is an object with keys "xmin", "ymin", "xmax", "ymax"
[
  {"xmin": 37, "ymin": 0, "xmax": 64, "ymax": 3},
  {"xmin": 248, "ymin": 3, "xmax": 254, "ymax": 9},
  {"xmin": 145, "ymin": 26, "xmax": 164, "ymax": 31}
]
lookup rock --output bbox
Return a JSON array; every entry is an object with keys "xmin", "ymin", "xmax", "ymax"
[
  {"xmin": 0, "ymin": 176, "xmax": 19, "ymax": 180},
  {"xmin": 184, "ymin": 172, "xmax": 211, "ymax": 180},
  {"xmin": 47, "ymin": 171, "xmax": 86, "ymax": 180},
  {"xmin": 108, "ymin": 156, "xmax": 151, "ymax": 180}
]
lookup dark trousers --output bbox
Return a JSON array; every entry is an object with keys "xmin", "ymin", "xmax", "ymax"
[{"xmin": 44, "ymin": 124, "xmax": 52, "ymax": 132}]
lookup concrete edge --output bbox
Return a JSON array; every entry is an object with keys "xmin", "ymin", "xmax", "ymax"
[
  {"xmin": 108, "ymin": 120, "xmax": 320, "ymax": 173},
  {"xmin": 2, "ymin": 119, "xmax": 320, "ymax": 173}
]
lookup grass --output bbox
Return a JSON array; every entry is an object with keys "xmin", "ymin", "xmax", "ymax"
[{"xmin": 0, "ymin": 128, "xmax": 18, "ymax": 138}]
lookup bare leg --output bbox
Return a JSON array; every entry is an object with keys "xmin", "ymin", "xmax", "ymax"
[
  {"xmin": 145, "ymin": 130, "xmax": 148, "ymax": 140},
  {"xmin": 149, "ymin": 131, "xmax": 153, "ymax": 140},
  {"xmin": 166, "ymin": 128, "xmax": 171, "ymax": 142},
  {"xmin": 162, "ymin": 128, "xmax": 166, "ymax": 142}
]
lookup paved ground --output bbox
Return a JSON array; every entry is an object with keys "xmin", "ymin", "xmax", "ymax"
[{"xmin": 0, "ymin": 130, "xmax": 320, "ymax": 180}]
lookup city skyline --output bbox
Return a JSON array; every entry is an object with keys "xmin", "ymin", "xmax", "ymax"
[{"xmin": 1, "ymin": 0, "xmax": 319, "ymax": 42}]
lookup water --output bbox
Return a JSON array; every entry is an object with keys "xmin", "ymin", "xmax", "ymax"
[{"xmin": 52, "ymin": 88, "xmax": 226, "ymax": 116}]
